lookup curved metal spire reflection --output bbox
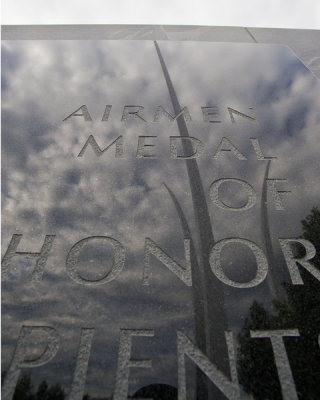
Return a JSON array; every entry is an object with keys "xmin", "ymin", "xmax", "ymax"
[{"xmin": 154, "ymin": 42, "xmax": 229, "ymax": 397}]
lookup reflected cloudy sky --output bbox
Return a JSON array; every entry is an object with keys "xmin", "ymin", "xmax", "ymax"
[{"xmin": 2, "ymin": 40, "xmax": 320, "ymax": 397}]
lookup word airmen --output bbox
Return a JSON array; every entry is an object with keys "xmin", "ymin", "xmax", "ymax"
[{"xmin": 63, "ymin": 105, "xmax": 257, "ymax": 124}]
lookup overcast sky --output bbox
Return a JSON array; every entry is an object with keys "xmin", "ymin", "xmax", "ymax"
[{"xmin": 2, "ymin": 0, "xmax": 320, "ymax": 28}]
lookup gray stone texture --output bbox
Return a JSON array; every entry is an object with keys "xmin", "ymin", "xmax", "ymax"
[{"xmin": 2, "ymin": 25, "xmax": 319, "ymax": 78}]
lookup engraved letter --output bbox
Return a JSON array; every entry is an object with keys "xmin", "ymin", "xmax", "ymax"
[
  {"xmin": 136, "ymin": 136, "xmax": 157, "ymax": 158},
  {"xmin": 250, "ymin": 138, "xmax": 276, "ymax": 160},
  {"xmin": 143, "ymin": 238, "xmax": 192, "ymax": 286},
  {"xmin": 279, "ymin": 238, "xmax": 320, "ymax": 284},
  {"xmin": 69, "ymin": 328, "xmax": 95, "ymax": 400},
  {"xmin": 78, "ymin": 135, "xmax": 123, "ymax": 158},
  {"xmin": 101, "ymin": 105, "xmax": 112, "ymax": 121},
  {"xmin": 114, "ymin": 329, "xmax": 154, "ymax": 400},
  {"xmin": 250, "ymin": 330, "xmax": 299, "ymax": 400},
  {"xmin": 212, "ymin": 138, "xmax": 247, "ymax": 160},
  {"xmin": 170, "ymin": 136, "xmax": 205, "ymax": 159},
  {"xmin": 227, "ymin": 107, "xmax": 255, "ymax": 123},
  {"xmin": 153, "ymin": 106, "xmax": 192, "ymax": 122},
  {"xmin": 209, "ymin": 238, "xmax": 268, "ymax": 288},
  {"xmin": 267, "ymin": 179, "xmax": 291, "ymax": 210},
  {"xmin": 121, "ymin": 106, "xmax": 146, "ymax": 122},
  {"xmin": 201, "ymin": 106, "xmax": 221, "ymax": 123},
  {"xmin": 2, "ymin": 326, "xmax": 60, "ymax": 400},
  {"xmin": 63, "ymin": 105, "xmax": 92, "ymax": 121},
  {"xmin": 66, "ymin": 236, "xmax": 125, "ymax": 285},
  {"xmin": 1, "ymin": 234, "xmax": 55, "ymax": 282},
  {"xmin": 209, "ymin": 178, "xmax": 256, "ymax": 211},
  {"xmin": 177, "ymin": 331, "xmax": 240, "ymax": 400}
]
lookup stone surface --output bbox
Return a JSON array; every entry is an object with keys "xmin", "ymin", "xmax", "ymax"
[
  {"xmin": 2, "ymin": 38, "xmax": 320, "ymax": 400},
  {"xmin": 250, "ymin": 28, "xmax": 320, "ymax": 78},
  {"xmin": 3, "ymin": 25, "xmax": 320, "ymax": 79}
]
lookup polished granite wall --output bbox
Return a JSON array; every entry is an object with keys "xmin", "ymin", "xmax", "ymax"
[{"xmin": 2, "ymin": 26, "xmax": 320, "ymax": 400}]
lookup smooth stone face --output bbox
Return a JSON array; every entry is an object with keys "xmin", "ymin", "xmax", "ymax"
[{"xmin": 2, "ymin": 40, "xmax": 320, "ymax": 400}]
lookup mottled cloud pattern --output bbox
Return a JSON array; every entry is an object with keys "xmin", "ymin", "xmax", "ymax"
[{"xmin": 2, "ymin": 40, "xmax": 320, "ymax": 397}]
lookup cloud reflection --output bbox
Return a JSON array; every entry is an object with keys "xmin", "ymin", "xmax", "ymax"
[{"xmin": 2, "ymin": 40, "xmax": 320, "ymax": 398}]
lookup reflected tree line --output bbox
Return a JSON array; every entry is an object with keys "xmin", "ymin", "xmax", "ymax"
[
  {"xmin": 1, "ymin": 373, "xmax": 106, "ymax": 400},
  {"xmin": 2, "ymin": 44, "xmax": 319, "ymax": 400},
  {"xmin": 3, "ymin": 208, "xmax": 319, "ymax": 399},
  {"xmin": 155, "ymin": 41, "xmax": 320, "ymax": 399},
  {"xmin": 1, "ymin": 373, "xmax": 66, "ymax": 400},
  {"xmin": 2, "ymin": 371, "xmax": 177, "ymax": 400},
  {"xmin": 238, "ymin": 207, "xmax": 320, "ymax": 399}
]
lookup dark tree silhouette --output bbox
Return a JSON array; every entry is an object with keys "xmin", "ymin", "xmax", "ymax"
[
  {"xmin": 238, "ymin": 207, "xmax": 320, "ymax": 399},
  {"xmin": 2, "ymin": 371, "xmax": 7, "ymax": 385},
  {"xmin": 36, "ymin": 380, "xmax": 49, "ymax": 400},
  {"xmin": 132, "ymin": 383, "xmax": 177, "ymax": 400},
  {"xmin": 45, "ymin": 383, "xmax": 64, "ymax": 400},
  {"xmin": 238, "ymin": 301, "xmax": 282, "ymax": 399},
  {"xmin": 8, "ymin": 374, "xmax": 66, "ymax": 400},
  {"xmin": 13, "ymin": 375, "xmax": 34, "ymax": 400}
]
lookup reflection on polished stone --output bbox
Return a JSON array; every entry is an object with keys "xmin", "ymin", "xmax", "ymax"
[{"xmin": 2, "ymin": 40, "xmax": 320, "ymax": 400}]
